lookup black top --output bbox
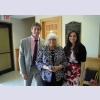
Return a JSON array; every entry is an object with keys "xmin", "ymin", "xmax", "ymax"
[
  {"xmin": 64, "ymin": 43, "xmax": 87, "ymax": 65},
  {"xmin": 50, "ymin": 50, "xmax": 55, "ymax": 66},
  {"xmin": 50, "ymin": 50, "xmax": 55, "ymax": 80}
]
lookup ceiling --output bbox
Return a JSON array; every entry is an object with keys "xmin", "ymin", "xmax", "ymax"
[{"xmin": 10, "ymin": 15, "xmax": 35, "ymax": 19}]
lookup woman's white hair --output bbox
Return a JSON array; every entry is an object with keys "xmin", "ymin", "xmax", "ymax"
[{"xmin": 44, "ymin": 32, "xmax": 60, "ymax": 47}]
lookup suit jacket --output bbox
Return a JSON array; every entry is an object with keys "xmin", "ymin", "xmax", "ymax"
[
  {"xmin": 35, "ymin": 46, "xmax": 67, "ymax": 82},
  {"xmin": 18, "ymin": 36, "xmax": 45, "ymax": 75}
]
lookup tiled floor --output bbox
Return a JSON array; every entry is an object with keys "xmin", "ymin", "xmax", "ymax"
[{"xmin": 0, "ymin": 71, "xmax": 35, "ymax": 86}]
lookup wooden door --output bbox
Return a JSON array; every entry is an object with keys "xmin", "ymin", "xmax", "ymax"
[{"xmin": 40, "ymin": 16, "xmax": 62, "ymax": 46}]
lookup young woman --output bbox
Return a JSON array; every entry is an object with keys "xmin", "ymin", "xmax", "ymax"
[{"xmin": 63, "ymin": 30, "xmax": 87, "ymax": 86}]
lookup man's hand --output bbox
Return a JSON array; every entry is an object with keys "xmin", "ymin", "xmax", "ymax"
[{"xmin": 22, "ymin": 73, "xmax": 27, "ymax": 80}]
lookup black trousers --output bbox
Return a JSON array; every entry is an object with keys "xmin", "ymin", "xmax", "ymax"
[{"xmin": 42, "ymin": 73, "xmax": 63, "ymax": 86}]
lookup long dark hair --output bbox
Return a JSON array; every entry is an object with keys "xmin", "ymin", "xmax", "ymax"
[{"xmin": 66, "ymin": 30, "xmax": 80, "ymax": 56}]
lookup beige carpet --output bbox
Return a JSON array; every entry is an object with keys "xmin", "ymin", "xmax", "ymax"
[{"xmin": 0, "ymin": 71, "xmax": 35, "ymax": 86}]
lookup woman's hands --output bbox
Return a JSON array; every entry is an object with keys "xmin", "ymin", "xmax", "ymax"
[
  {"xmin": 43, "ymin": 65, "xmax": 52, "ymax": 72},
  {"xmin": 43, "ymin": 65, "xmax": 63, "ymax": 72},
  {"xmin": 52, "ymin": 65, "xmax": 63, "ymax": 72},
  {"xmin": 78, "ymin": 77, "xmax": 83, "ymax": 86}
]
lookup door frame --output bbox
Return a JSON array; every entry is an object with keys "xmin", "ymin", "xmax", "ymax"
[
  {"xmin": 0, "ymin": 22, "xmax": 14, "ymax": 75},
  {"xmin": 40, "ymin": 16, "xmax": 62, "ymax": 45}
]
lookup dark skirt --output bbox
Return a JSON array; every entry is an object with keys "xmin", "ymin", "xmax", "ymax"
[{"xmin": 42, "ymin": 72, "xmax": 63, "ymax": 86}]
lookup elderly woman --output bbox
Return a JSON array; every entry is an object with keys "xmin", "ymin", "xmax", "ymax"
[{"xmin": 35, "ymin": 32, "xmax": 67, "ymax": 86}]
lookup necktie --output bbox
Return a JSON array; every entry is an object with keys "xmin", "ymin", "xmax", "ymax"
[{"xmin": 32, "ymin": 40, "xmax": 38, "ymax": 65}]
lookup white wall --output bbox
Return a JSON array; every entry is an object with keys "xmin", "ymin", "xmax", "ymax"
[
  {"xmin": 11, "ymin": 18, "xmax": 27, "ymax": 48},
  {"xmin": 35, "ymin": 15, "xmax": 100, "ymax": 57},
  {"xmin": 82, "ymin": 15, "xmax": 99, "ymax": 57}
]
